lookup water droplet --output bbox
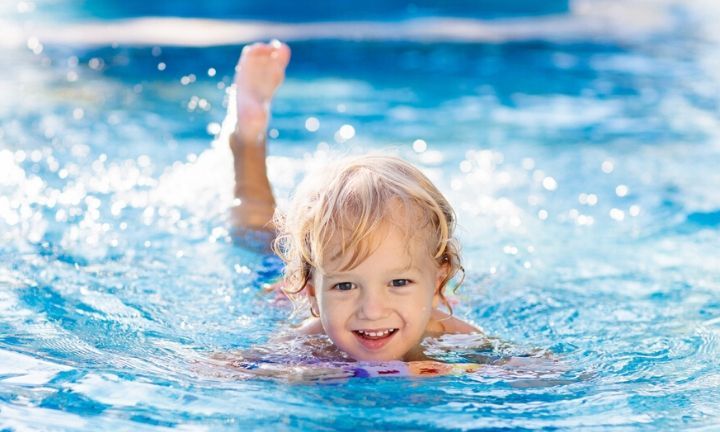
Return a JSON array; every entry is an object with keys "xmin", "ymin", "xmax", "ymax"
[
  {"xmin": 305, "ymin": 117, "xmax": 320, "ymax": 132},
  {"xmin": 542, "ymin": 176, "xmax": 558, "ymax": 191},
  {"xmin": 88, "ymin": 57, "xmax": 104, "ymax": 70},
  {"xmin": 579, "ymin": 193, "xmax": 598, "ymax": 206},
  {"xmin": 206, "ymin": 122, "xmax": 221, "ymax": 136},
  {"xmin": 577, "ymin": 215, "xmax": 594, "ymax": 226},
  {"xmin": 26, "ymin": 37, "xmax": 43, "ymax": 54},
  {"xmin": 412, "ymin": 139, "xmax": 427, "ymax": 153},
  {"xmin": 335, "ymin": 124, "xmax": 355, "ymax": 142},
  {"xmin": 609, "ymin": 208, "xmax": 625, "ymax": 221},
  {"xmin": 615, "ymin": 184, "xmax": 629, "ymax": 197},
  {"xmin": 601, "ymin": 160, "xmax": 614, "ymax": 174}
]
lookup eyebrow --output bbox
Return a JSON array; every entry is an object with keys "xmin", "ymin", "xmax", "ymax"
[{"xmin": 323, "ymin": 264, "xmax": 419, "ymax": 279}]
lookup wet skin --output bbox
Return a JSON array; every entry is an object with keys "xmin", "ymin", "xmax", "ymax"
[{"xmin": 300, "ymin": 211, "xmax": 480, "ymax": 361}]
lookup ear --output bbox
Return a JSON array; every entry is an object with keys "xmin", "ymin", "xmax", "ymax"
[
  {"xmin": 432, "ymin": 262, "xmax": 450, "ymax": 308},
  {"xmin": 304, "ymin": 279, "xmax": 319, "ymax": 310},
  {"xmin": 305, "ymin": 279, "xmax": 316, "ymax": 297}
]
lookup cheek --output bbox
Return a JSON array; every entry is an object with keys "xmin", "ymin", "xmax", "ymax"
[
  {"xmin": 403, "ymin": 291, "xmax": 435, "ymax": 320},
  {"xmin": 318, "ymin": 295, "xmax": 346, "ymax": 326}
]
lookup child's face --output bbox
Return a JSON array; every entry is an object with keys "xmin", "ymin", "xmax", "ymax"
[{"xmin": 307, "ymin": 220, "xmax": 447, "ymax": 361}]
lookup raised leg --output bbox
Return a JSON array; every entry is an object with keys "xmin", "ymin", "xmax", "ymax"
[{"xmin": 229, "ymin": 40, "xmax": 291, "ymax": 236}]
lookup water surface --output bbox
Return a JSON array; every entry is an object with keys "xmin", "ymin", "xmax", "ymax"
[{"xmin": 1, "ymin": 1, "xmax": 719, "ymax": 430}]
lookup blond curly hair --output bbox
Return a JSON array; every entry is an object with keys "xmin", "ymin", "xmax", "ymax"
[{"xmin": 272, "ymin": 154, "xmax": 463, "ymax": 316}]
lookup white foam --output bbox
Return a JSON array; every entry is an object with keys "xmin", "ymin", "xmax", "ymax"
[{"xmin": 0, "ymin": 349, "xmax": 72, "ymax": 385}]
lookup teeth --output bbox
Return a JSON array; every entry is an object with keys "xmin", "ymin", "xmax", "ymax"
[{"xmin": 357, "ymin": 329, "xmax": 395, "ymax": 337}]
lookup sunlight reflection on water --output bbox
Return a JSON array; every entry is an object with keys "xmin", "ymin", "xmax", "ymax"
[{"xmin": 1, "ymin": 0, "xmax": 720, "ymax": 430}]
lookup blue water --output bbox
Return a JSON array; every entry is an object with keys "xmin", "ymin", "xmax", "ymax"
[
  {"xmin": 2, "ymin": 0, "xmax": 720, "ymax": 430},
  {"xmin": 7, "ymin": 0, "xmax": 569, "ymax": 21}
]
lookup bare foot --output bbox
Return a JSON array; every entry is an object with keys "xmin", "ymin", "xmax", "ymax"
[{"xmin": 234, "ymin": 40, "xmax": 291, "ymax": 143}]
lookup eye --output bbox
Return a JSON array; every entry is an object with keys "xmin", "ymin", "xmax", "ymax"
[
  {"xmin": 390, "ymin": 279, "xmax": 412, "ymax": 287},
  {"xmin": 332, "ymin": 282, "xmax": 355, "ymax": 291}
]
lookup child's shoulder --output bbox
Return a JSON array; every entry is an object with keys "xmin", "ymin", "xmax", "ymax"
[
  {"xmin": 292, "ymin": 317, "xmax": 325, "ymax": 336},
  {"xmin": 429, "ymin": 309, "xmax": 483, "ymax": 335}
]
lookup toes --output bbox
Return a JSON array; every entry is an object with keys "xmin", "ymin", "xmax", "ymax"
[
  {"xmin": 241, "ymin": 43, "xmax": 273, "ymax": 61},
  {"xmin": 234, "ymin": 40, "xmax": 291, "ymax": 86},
  {"xmin": 239, "ymin": 41, "xmax": 291, "ymax": 64}
]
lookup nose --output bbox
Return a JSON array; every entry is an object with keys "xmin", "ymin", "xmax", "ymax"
[{"xmin": 357, "ymin": 287, "xmax": 390, "ymax": 321}]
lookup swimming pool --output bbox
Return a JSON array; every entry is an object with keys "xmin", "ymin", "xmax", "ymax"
[{"xmin": 1, "ymin": 0, "xmax": 720, "ymax": 430}]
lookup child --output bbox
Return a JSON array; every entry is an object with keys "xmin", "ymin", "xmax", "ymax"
[{"xmin": 229, "ymin": 40, "xmax": 480, "ymax": 363}]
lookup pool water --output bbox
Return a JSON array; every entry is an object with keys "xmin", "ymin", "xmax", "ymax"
[{"xmin": 2, "ymin": 0, "xmax": 720, "ymax": 430}]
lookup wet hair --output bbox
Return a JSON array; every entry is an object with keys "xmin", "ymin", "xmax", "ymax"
[{"xmin": 272, "ymin": 154, "xmax": 464, "ymax": 316}]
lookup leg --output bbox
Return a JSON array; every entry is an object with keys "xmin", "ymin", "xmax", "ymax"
[{"xmin": 229, "ymin": 40, "xmax": 291, "ymax": 236}]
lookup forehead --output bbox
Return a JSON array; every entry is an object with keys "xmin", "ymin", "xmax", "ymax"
[{"xmin": 320, "ymin": 215, "xmax": 434, "ymax": 274}]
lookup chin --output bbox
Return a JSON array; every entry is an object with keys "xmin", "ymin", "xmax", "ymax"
[{"xmin": 335, "ymin": 333, "xmax": 418, "ymax": 362}]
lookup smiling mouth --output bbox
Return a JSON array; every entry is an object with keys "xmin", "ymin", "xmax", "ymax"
[
  {"xmin": 353, "ymin": 328, "xmax": 398, "ymax": 350},
  {"xmin": 353, "ymin": 329, "xmax": 398, "ymax": 340}
]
